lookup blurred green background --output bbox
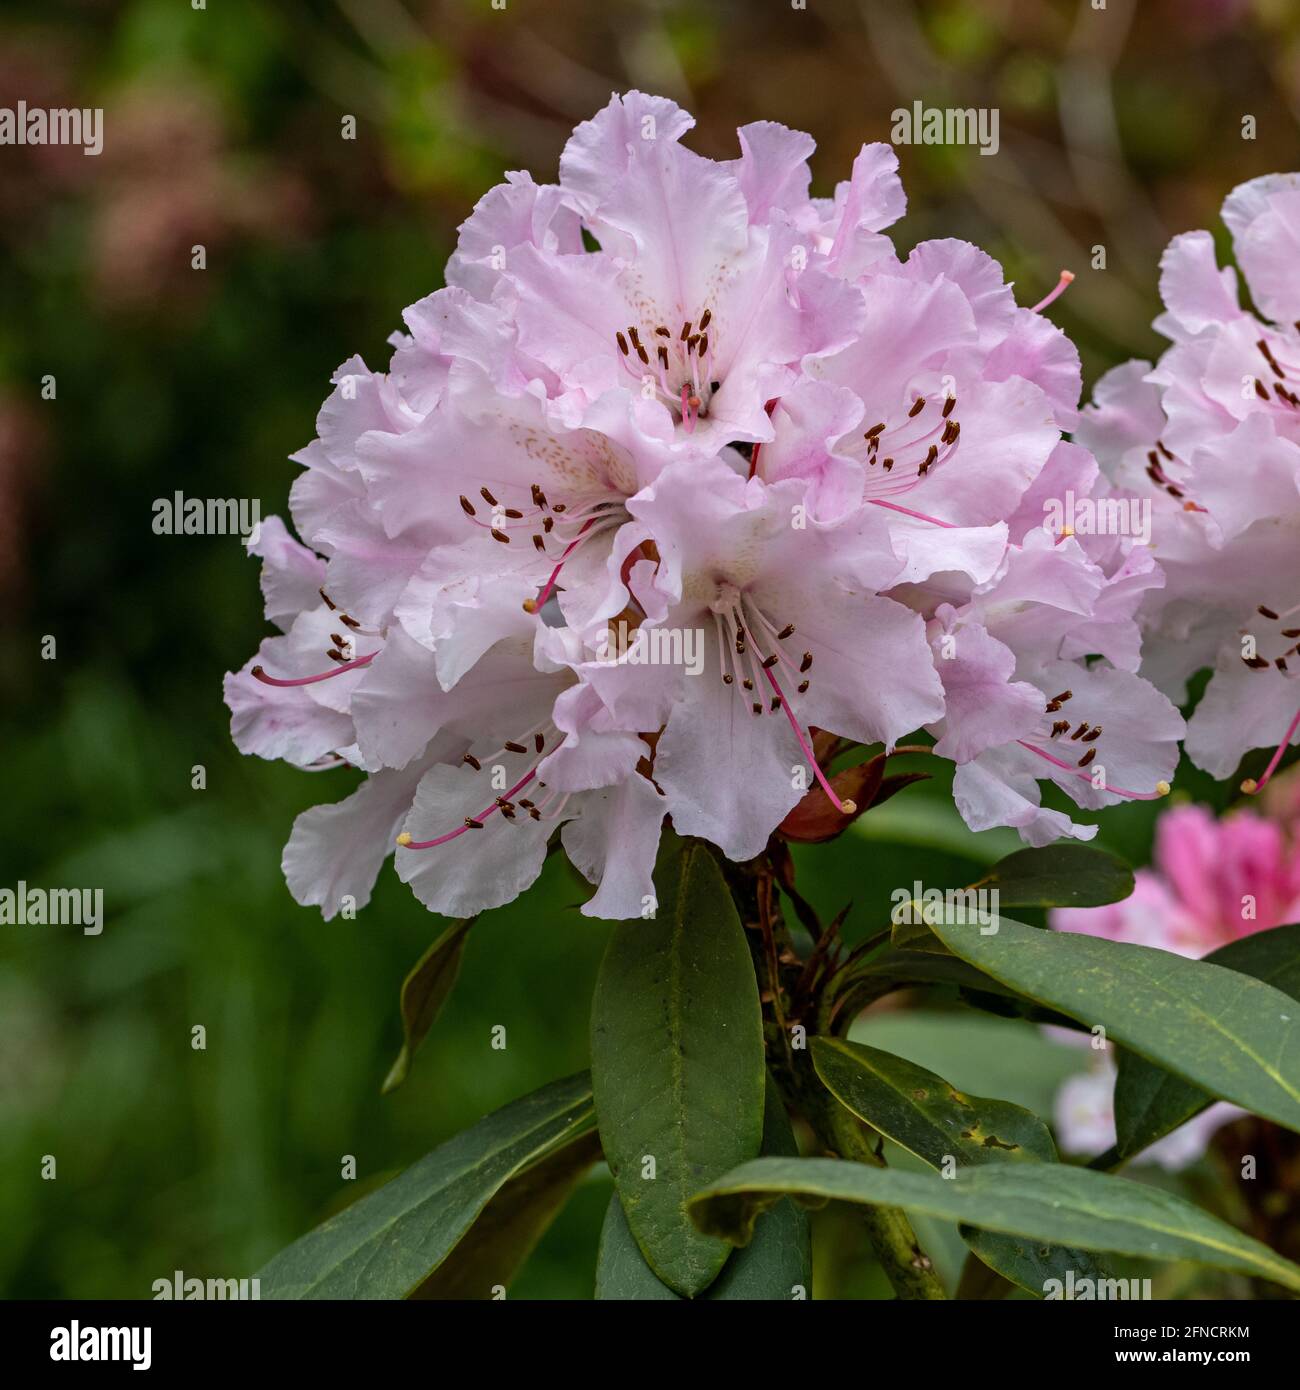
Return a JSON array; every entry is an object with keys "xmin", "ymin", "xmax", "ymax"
[{"xmin": 2, "ymin": 0, "xmax": 1299, "ymax": 1299}]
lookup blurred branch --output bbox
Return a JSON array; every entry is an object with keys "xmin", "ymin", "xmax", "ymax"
[
  {"xmin": 499, "ymin": 30, "xmax": 624, "ymax": 117},
  {"xmin": 336, "ymin": 0, "xmax": 428, "ymax": 57},
  {"xmin": 1057, "ymin": 0, "xmax": 1167, "ymax": 273},
  {"xmin": 618, "ymin": 3, "xmax": 694, "ymax": 107},
  {"xmin": 855, "ymin": 0, "xmax": 1160, "ymax": 356},
  {"xmin": 282, "ymin": 0, "xmax": 393, "ymax": 120}
]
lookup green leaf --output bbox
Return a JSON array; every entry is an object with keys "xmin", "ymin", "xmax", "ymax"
[
  {"xmin": 381, "ymin": 917, "xmax": 474, "ymax": 1094},
  {"xmin": 596, "ymin": 1198, "xmax": 686, "ymax": 1300},
  {"xmin": 978, "ymin": 845, "xmax": 1134, "ymax": 908},
  {"xmin": 814, "ymin": 1037, "xmax": 1057, "ymax": 1165},
  {"xmin": 411, "ymin": 1128, "xmax": 602, "ymax": 1300},
  {"xmin": 689, "ymin": 1157, "xmax": 1300, "ymax": 1293},
  {"xmin": 889, "ymin": 913, "xmax": 951, "ymax": 954},
  {"xmin": 926, "ymin": 914, "xmax": 1300, "ymax": 1135},
  {"xmin": 590, "ymin": 832, "xmax": 765, "ymax": 1297},
  {"xmin": 850, "ymin": 1010, "xmax": 1083, "ymax": 1119},
  {"xmin": 596, "ymin": 1076, "xmax": 810, "ymax": 1300},
  {"xmin": 840, "ymin": 947, "xmax": 1015, "ymax": 1001},
  {"xmin": 1115, "ymin": 923, "xmax": 1300, "ymax": 1160},
  {"xmin": 812, "ymin": 1037, "xmax": 1107, "ymax": 1295},
  {"xmin": 259, "ymin": 1072, "xmax": 594, "ymax": 1298},
  {"xmin": 836, "ymin": 947, "xmax": 1080, "ymax": 1031}
]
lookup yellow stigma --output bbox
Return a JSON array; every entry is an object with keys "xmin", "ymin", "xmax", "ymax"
[
  {"xmin": 1155, "ymin": 780, "xmax": 1171, "ymax": 797},
  {"xmin": 396, "ymin": 831, "xmax": 413, "ymax": 846},
  {"xmin": 839, "ymin": 799, "xmax": 857, "ymax": 815},
  {"xmin": 1059, "ymin": 525, "xmax": 1074, "ymax": 538},
  {"xmin": 1240, "ymin": 778, "xmax": 1259, "ymax": 795}
]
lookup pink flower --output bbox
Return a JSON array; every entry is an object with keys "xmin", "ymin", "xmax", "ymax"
[
  {"xmin": 225, "ymin": 92, "xmax": 1184, "ymax": 919},
  {"xmin": 1054, "ymin": 802, "xmax": 1300, "ymax": 954},
  {"xmin": 1053, "ymin": 1062, "xmax": 1233, "ymax": 1171},
  {"xmin": 932, "ymin": 637, "xmax": 1182, "ymax": 848},
  {"xmin": 908, "ymin": 464, "xmax": 1182, "ymax": 845},
  {"xmin": 1048, "ymin": 800, "xmax": 1300, "ymax": 1166},
  {"xmin": 390, "ymin": 624, "xmax": 666, "ymax": 920},
  {"xmin": 599, "ymin": 455, "xmax": 947, "ymax": 860},
  {"xmin": 484, "ymin": 93, "xmax": 872, "ymax": 450},
  {"xmin": 1078, "ymin": 174, "xmax": 1300, "ymax": 796}
]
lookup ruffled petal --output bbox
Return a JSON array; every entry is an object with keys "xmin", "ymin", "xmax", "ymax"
[
  {"xmin": 247, "ymin": 514, "xmax": 326, "ymax": 632},
  {"xmin": 562, "ymin": 774, "xmax": 666, "ymax": 919},
  {"xmin": 396, "ymin": 761, "xmax": 566, "ymax": 916}
]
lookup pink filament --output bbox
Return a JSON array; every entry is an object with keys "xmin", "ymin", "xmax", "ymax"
[
  {"xmin": 399, "ymin": 766, "xmax": 540, "ymax": 850},
  {"xmin": 681, "ymin": 384, "xmax": 697, "ymax": 434},
  {"xmin": 529, "ymin": 517, "xmax": 597, "ymax": 612},
  {"xmin": 868, "ymin": 498, "xmax": 957, "ymax": 528},
  {"xmin": 1031, "ymin": 269, "xmax": 1074, "ymax": 314},
  {"xmin": 1017, "ymin": 739, "xmax": 1165, "ymax": 800},
  {"xmin": 763, "ymin": 665, "xmax": 848, "ymax": 813},
  {"xmin": 252, "ymin": 651, "xmax": 377, "ymax": 687},
  {"xmin": 1243, "ymin": 704, "xmax": 1300, "ymax": 794}
]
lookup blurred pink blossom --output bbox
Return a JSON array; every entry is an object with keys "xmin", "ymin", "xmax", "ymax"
[
  {"xmin": 1054, "ymin": 802, "xmax": 1300, "ymax": 955},
  {"xmin": 1048, "ymin": 800, "xmax": 1300, "ymax": 1166}
]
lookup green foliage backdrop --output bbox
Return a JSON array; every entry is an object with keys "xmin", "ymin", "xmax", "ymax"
[{"xmin": 2, "ymin": 0, "xmax": 1298, "ymax": 1298}]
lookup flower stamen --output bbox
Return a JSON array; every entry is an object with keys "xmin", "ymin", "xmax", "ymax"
[
  {"xmin": 1240, "ymin": 703, "xmax": 1300, "ymax": 795},
  {"xmin": 1030, "ymin": 269, "xmax": 1074, "ymax": 314},
  {"xmin": 397, "ymin": 738, "xmax": 556, "ymax": 849},
  {"xmin": 252, "ymin": 650, "xmax": 377, "ymax": 686}
]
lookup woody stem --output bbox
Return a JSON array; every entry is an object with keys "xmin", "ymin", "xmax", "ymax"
[
  {"xmin": 787, "ymin": 1051, "xmax": 948, "ymax": 1300},
  {"xmin": 745, "ymin": 863, "xmax": 946, "ymax": 1300}
]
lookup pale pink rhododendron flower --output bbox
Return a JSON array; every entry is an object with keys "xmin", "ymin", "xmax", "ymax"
[
  {"xmin": 224, "ymin": 92, "xmax": 1185, "ymax": 921},
  {"xmin": 1052, "ymin": 1067, "xmax": 1229, "ymax": 1172},
  {"xmin": 891, "ymin": 434, "xmax": 1180, "ymax": 845},
  {"xmin": 921, "ymin": 488, "xmax": 1181, "ymax": 846},
  {"xmin": 1048, "ymin": 801, "xmax": 1300, "ymax": 1165},
  {"xmin": 1077, "ymin": 173, "xmax": 1300, "ymax": 797},
  {"xmin": 1056, "ymin": 802, "xmax": 1300, "ymax": 953}
]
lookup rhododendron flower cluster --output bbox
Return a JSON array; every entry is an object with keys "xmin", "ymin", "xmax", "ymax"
[
  {"xmin": 1077, "ymin": 172, "xmax": 1300, "ymax": 795},
  {"xmin": 225, "ymin": 92, "xmax": 1185, "ymax": 921},
  {"xmin": 1048, "ymin": 800, "xmax": 1300, "ymax": 1167}
]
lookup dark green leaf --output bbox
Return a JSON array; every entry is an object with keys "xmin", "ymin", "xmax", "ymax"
[
  {"xmin": 689, "ymin": 1157, "xmax": 1300, "ymax": 1293},
  {"xmin": 980, "ymin": 845, "xmax": 1134, "ymax": 909},
  {"xmin": 851, "ymin": 1010, "xmax": 1084, "ymax": 1118},
  {"xmin": 814, "ymin": 1037, "xmax": 1057, "ymax": 1165},
  {"xmin": 411, "ymin": 1128, "xmax": 602, "ymax": 1300},
  {"xmin": 839, "ymin": 947, "xmax": 1016, "ymax": 1002},
  {"xmin": 596, "ymin": 1198, "xmax": 685, "ymax": 1300},
  {"xmin": 596, "ymin": 1076, "xmax": 810, "ymax": 1300},
  {"xmin": 927, "ymin": 914, "xmax": 1300, "ymax": 1135},
  {"xmin": 259, "ymin": 1072, "xmax": 594, "ymax": 1298},
  {"xmin": 590, "ymin": 833, "xmax": 765, "ymax": 1297},
  {"xmin": 1116, "ymin": 923, "xmax": 1300, "ymax": 1160},
  {"xmin": 835, "ymin": 948, "xmax": 1084, "ymax": 1029},
  {"xmin": 812, "ymin": 1037, "xmax": 1107, "ymax": 1295},
  {"xmin": 381, "ymin": 917, "xmax": 474, "ymax": 1094},
  {"xmin": 889, "ymin": 914, "xmax": 950, "ymax": 954}
]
